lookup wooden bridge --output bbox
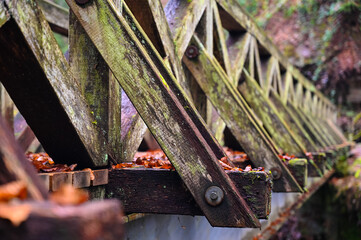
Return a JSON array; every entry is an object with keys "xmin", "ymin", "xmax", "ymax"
[{"xmin": 0, "ymin": 0, "xmax": 351, "ymax": 238}]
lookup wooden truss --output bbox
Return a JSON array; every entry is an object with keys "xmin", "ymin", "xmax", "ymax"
[{"xmin": 0, "ymin": 0, "xmax": 349, "ymax": 228}]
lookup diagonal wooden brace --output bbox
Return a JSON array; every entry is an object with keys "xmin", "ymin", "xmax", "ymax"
[
  {"xmin": 183, "ymin": 35, "xmax": 302, "ymax": 192},
  {"xmin": 0, "ymin": 0, "xmax": 107, "ymax": 168},
  {"xmin": 67, "ymin": 0, "xmax": 260, "ymax": 227}
]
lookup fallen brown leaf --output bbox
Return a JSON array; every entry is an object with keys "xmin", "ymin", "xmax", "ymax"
[
  {"xmin": 0, "ymin": 181, "xmax": 27, "ymax": 202},
  {"xmin": 50, "ymin": 184, "xmax": 88, "ymax": 205},
  {"xmin": 0, "ymin": 203, "xmax": 30, "ymax": 226}
]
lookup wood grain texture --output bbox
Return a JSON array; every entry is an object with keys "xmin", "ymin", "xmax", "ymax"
[
  {"xmin": 38, "ymin": 0, "xmax": 69, "ymax": 36},
  {"xmin": 107, "ymin": 168, "xmax": 272, "ymax": 219},
  {"xmin": 0, "ymin": 0, "xmax": 107, "ymax": 168},
  {"xmin": 165, "ymin": 0, "xmax": 207, "ymax": 59},
  {"xmin": 67, "ymin": 0, "xmax": 259, "ymax": 227},
  {"xmin": 120, "ymin": 2, "xmax": 227, "ymax": 161},
  {"xmin": 183, "ymin": 35, "xmax": 302, "ymax": 192},
  {"xmin": 238, "ymin": 72, "xmax": 307, "ymax": 156},
  {"xmin": 269, "ymin": 91, "xmax": 318, "ymax": 152}
]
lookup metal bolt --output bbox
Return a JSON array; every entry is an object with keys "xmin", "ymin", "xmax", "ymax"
[
  {"xmin": 75, "ymin": 0, "xmax": 90, "ymax": 5},
  {"xmin": 205, "ymin": 186, "xmax": 224, "ymax": 206},
  {"xmin": 185, "ymin": 45, "xmax": 199, "ymax": 59},
  {"xmin": 270, "ymin": 167, "xmax": 282, "ymax": 180}
]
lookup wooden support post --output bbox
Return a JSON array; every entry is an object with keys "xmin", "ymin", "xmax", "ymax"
[
  {"xmin": 0, "ymin": 115, "xmax": 48, "ymax": 200},
  {"xmin": 0, "ymin": 0, "xmax": 108, "ymax": 168},
  {"xmin": 183, "ymin": 35, "xmax": 301, "ymax": 192},
  {"xmin": 107, "ymin": 168, "xmax": 272, "ymax": 219},
  {"xmin": 0, "ymin": 200, "xmax": 124, "ymax": 240},
  {"xmin": 67, "ymin": 0, "xmax": 259, "ymax": 227}
]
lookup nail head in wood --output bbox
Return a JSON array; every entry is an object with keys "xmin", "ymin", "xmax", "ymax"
[{"xmin": 205, "ymin": 186, "xmax": 224, "ymax": 206}]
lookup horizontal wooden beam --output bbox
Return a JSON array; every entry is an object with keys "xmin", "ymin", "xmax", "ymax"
[{"xmin": 107, "ymin": 168, "xmax": 272, "ymax": 219}]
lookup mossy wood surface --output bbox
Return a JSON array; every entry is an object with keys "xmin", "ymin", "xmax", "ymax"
[
  {"xmin": 287, "ymin": 158, "xmax": 307, "ymax": 188},
  {"xmin": 67, "ymin": 0, "xmax": 259, "ymax": 227},
  {"xmin": 269, "ymin": 91, "xmax": 318, "ymax": 152},
  {"xmin": 0, "ymin": 0, "xmax": 107, "ymax": 168},
  {"xmin": 216, "ymin": 0, "xmax": 336, "ymax": 116},
  {"xmin": 183, "ymin": 35, "xmax": 301, "ymax": 192},
  {"xmin": 120, "ymin": 1, "xmax": 227, "ymax": 161},
  {"xmin": 107, "ymin": 168, "xmax": 272, "ymax": 219},
  {"xmin": 238, "ymin": 72, "xmax": 306, "ymax": 156}
]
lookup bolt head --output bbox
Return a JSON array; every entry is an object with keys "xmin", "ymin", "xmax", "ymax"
[
  {"xmin": 270, "ymin": 167, "xmax": 282, "ymax": 180},
  {"xmin": 205, "ymin": 186, "xmax": 224, "ymax": 206},
  {"xmin": 185, "ymin": 45, "xmax": 199, "ymax": 59}
]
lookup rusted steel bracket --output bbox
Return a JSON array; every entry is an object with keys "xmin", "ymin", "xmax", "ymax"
[
  {"xmin": 0, "ymin": 0, "xmax": 108, "ymax": 168},
  {"xmin": 66, "ymin": 0, "xmax": 260, "ymax": 227}
]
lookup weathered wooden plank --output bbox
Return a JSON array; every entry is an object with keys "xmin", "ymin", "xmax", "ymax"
[
  {"xmin": 307, "ymin": 153, "xmax": 324, "ymax": 177},
  {"xmin": 0, "ymin": 200, "xmax": 124, "ymax": 240},
  {"xmin": 69, "ymin": 6, "xmax": 123, "ymax": 163},
  {"xmin": 17, "ymin": 126, "xmax": 36, "ymax": 152},
  {"xmin": 183, "ymin": 35, "xmax": 302, "ymax": 192},
  {"xmin": 216, "ymin": 0, "xmax": 335, "ymax": 115},
  {"xmin": 38, "ymin": 0, "xmax": 69, "ymax": 36},
  {"xmin": 298, "ymin": 106, "xmax": 334, "ymax": 147},
  {"xmin": 0, "ymin": 115, "xmax": 48, "ymax": 200},
  {"xmin": 269, "ymin": 91, "xmax": 318, "ymax": 152},
  {"xmin": 50, "ymin": 172, "xmax": 72, "ymax": 191},
  {"xmin": 107, "ymin": 168, "xmax": 272, "ymax": 219},
  {"xmin": 120, "ymin": 90, "xmax": 147, "ymax": 162},
  {"xmin": 165, "ymin": 0, "xmax": 207, "ymax": 59},
  {"xmin": 67, "ymin": 0, "xmax": 259, "ymax": 227},
  {"xmin": 146, "ymin": 0, "xmax": 188, "ymax": 95},
  {"xmin": 212, "ymin": 1, "xmax": 231, "ymax": 78},
  {"xmin": 0, "ymin": 0, "xmax": 107, "ymax": 168},
  {"xmin": 0, "ymin": 86, "xmax": 13, "ymax": 132},
  {"xmin": 326, "ymin": 119, "xmax": 348, "ymax": 143},
  {"xmin": 120, "ymin": 1, "xmax": 227, "ymax": 161},
  {"xmin": 238, "ymin": 71, "xmax": 307, "ymax": 156},
  {"xmin": 227, "ymin": 32, "xmax": 252, "ymax": 84},
  {"xmin": 286, "ymin": 101, "xmax": 328, "ymax": 148},
  {"xmin": 0, "ymin": 0, "xmax": 9, "ymax": 28},
  {"xmin": 287, "ymin": 158, "xmax": 307, "ymax": 188},
  {"xmin": 72, "ymin": 171, "xmax": 91, "ymax": 188},
  {"xmin": 92, "ymin": 169, "xmax": 109, "ymax": 186}
]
